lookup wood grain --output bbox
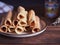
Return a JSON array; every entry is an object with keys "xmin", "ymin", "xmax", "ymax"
[{"xmin": 0, "ymin": 26, "xmax": 60, "ymax": 45}]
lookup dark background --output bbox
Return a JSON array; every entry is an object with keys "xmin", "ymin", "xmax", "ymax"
[
  {"xmin": 0, "ymin": 0, "xmax": 44, "ymax": 17},
  {"xmin": 0, "ymin": 0, "xmax": 60, "ymax": 24}
]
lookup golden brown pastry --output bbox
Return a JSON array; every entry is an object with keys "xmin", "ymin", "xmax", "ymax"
[
  {"xmin": 0, "ymin": 6, "xmax": 42, "ymax": 34},
  {"xmin": 12, "ymin": 11, "xmax": 19, "ymax": 27},
  {"xmin": 28, "ymin": 10, "xmax": 36, "ymax": 28},
  {"xmin": 17, "ymin": 6, "xmax": 27, "ymax": 20},
  {"xmin": 4, "ymin": 11, "xmax": 12, "ymax": 26},
  {"xmin": 17, "ymin": 6, "xmax": 28, "ymax": 26},
  {"xmin": 32, "ymin": 16, "xmax": 41, "ymax": 33},
  {"xmin": 15, "ymin": 26, "xmax": 24, "ymax": 34},
  {"xmin": 0, "ymin": 25, "xmax": 7, "ymax": 32},
  {"xmin": 8, "ymin": 26, "xmax": 15, "ymax": 33}
]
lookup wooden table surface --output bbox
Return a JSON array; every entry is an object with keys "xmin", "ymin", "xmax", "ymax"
[{"xmin": 0, "ymin": 26, "xmax": 60, "ymax": 45}]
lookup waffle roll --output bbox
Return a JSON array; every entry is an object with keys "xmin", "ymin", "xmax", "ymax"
[
  {"xmin": 15, "ymin": 26, "xmax": 24, "ymax": 34},
  {"xmin": 8, "ymin": 26, "xmax": 15, "ymax": 33},
  {"xmin": 32, "ymin": 16, "xmax": 41, "ymax": 33},
  {"xmin": 0, "ymin": 25, "xmax": 7, "ymax": 32},
  {"xmin": 12, "ymin": 11, "xmax": 19, "ymax": 27},
  {"xmin": 28, "ymin": 10, "xmax": 36, "ymax": 28},
  {"xmin": 4, "ymin": 11, "xmax": 12, "ymax": 26},
  {"xmin": 17, "ymin": 6, "xmax": 28, "ymax": 26}
]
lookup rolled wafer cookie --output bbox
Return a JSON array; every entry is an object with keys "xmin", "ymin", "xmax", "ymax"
[
  {"xmin": 28, "ymin": 10, "xmax": 36, "ymax": 28},
  {"xmin": 32, "ymin": 16, "xmax": 41, "ymax": 33},
  {"xmin": 12, "ymin": 11, "xmax": 19, "ymax": 27},
  {"xmin": 15, "ymin": 26, "xmax": 24, "ymax": 34},
  {"xmin": 18, "ymin": 6, "xmax": 25, "ymax": 13},
  {"xmin": 4, "ymin": 11, "xmax": 12, "ymax": 26},
  {"xmin": 0, "ymin": 25, "xmax": 7, "ymax": 32},
  {"xmin": 18, "ymin": 17, "xmax": 27, "ymax": 26},
  {"xmin": 8, "ymin": 26, "xmax": 15, "ymax": 33},
  {"xmin": 17, "ymin": 6, "xmax": 28, "ymax": 26}
]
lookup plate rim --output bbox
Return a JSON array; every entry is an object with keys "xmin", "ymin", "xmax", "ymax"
[
  {"xmin": 0, "ymin": 27, "xmax": 46, "ymax": 37},
  {"xmin": 0, "ymin": 19, "xmax": 47, "ymax": 37}
]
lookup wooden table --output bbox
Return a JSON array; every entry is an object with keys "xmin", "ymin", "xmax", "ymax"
[{"xmin": 0, "ymin": 26, "xmax": 60, "ymax": 45}]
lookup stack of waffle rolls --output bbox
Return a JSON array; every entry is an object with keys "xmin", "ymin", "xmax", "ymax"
[{"xmin": 0, "ymin": 6, "xmax": 41, "ymax": 34}]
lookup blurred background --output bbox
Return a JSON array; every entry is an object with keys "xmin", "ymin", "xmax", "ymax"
[
  {"xmin": 0, "ymin": 0, "xmax": 60, "ymax": 25},
  {"xmin": 0, "ymin": 0, "xmax": 44, "ymax": 17}
]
